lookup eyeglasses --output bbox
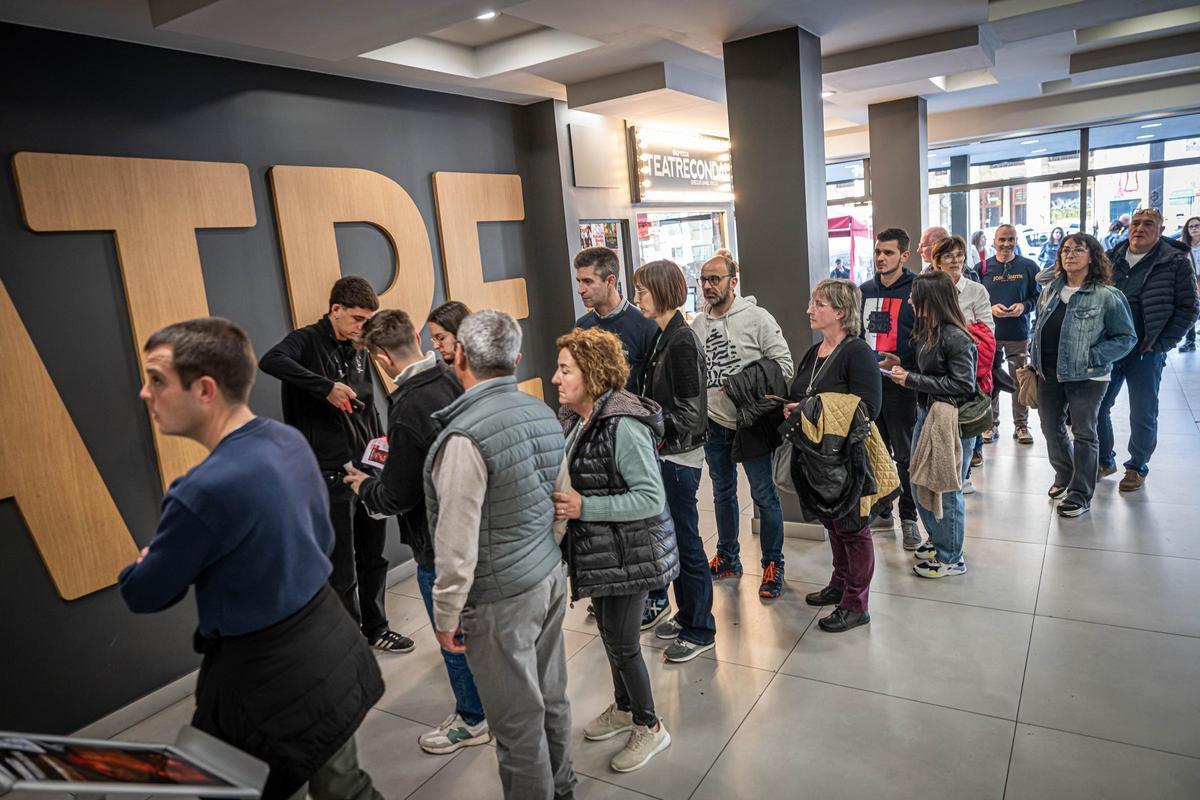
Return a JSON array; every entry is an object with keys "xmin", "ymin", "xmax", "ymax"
[
  {"xmin": 1060, "ymin": 247, "xmax": 1089, "ymax": 256},
  {"xmin": 939, "ymin": 252, "xmax": 966, "ymax": 263},
  {"xmin": 807, "ymin": 298, "xmax": 831, "ymax": 309},
  {"xmin": 697, "ymin": 273, "xmax": 734, "ymax": 286}
]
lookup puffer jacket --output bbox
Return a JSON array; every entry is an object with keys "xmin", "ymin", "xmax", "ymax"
[
  {"xmin": 723, "ymin": 357, "xmax": 787, "ymax": 462},
  {"xmin": 638, "ymin": 311, "xmax": 707, "ymax": 455},
  {"xmin": 968, "ymin": 321, "xmax": 995, "ymax": 395},
  {"xmin": 560, "ymin": 390, "xmax": 679, "ymax": 600},
  {"xmin": 906, "ymin": 325, "xmax": 978, "ymax": 407},
  {"xmin": 780, "ymin": 392, "xmax": 900, "ymax": 526},
  {"xmin": 1109, "ymin": 236, "xmax": 1199, "ymax": 354}
]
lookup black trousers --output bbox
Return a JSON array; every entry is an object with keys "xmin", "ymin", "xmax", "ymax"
[
  {"xmin": 874, "ymin": 386, "xmax": 917, "ymax": 522},
  {"xmin": 592, "ymin": 592, "xmax": 657, "ymax": 728},
  {"xmin": 326, "ymin": 478, "xmax": 389, "ymax": 640}
]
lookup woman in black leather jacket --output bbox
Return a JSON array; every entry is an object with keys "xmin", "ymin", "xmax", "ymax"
[
  {"xmin": 633, "ymin": 260, "xmax": 716, "ymax": 662},
  {"xmin": 887, "ymin": 271, "xmax": 978, "ymax": 579}
]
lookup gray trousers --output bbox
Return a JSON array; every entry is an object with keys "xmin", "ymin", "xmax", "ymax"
[
  {"xmin": 462, "ymin": 563, "xmax": 576, "ymax": 800},
  {"xmin": 286, "ymin": 735, "xmax": 381, "ymax": 800},
  {"xmin": 991, "ymin": 339, "xmax": 1031, "ymax": 427}
]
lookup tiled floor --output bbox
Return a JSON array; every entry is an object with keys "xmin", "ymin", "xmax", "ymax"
[{"xmin": 107, "ymin": 355, "xmax": 1200, "ymax": 799}]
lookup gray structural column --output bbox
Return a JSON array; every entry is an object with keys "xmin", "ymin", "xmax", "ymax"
[
  {"xmin": 724, "ymin": 27, "xmax": 828, "ymax": 540},
  {"xmin": 723, "ymin": 26, "xmax": 828, "ymax": 356},
  {"xmin": 869, "ymin": 97, "xmax": 928, "ymax": 249}
]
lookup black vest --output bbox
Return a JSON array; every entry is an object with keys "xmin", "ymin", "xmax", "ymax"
[{"xmin": 563, "ymin": 390, "xmax": 680, "ymax": 600}]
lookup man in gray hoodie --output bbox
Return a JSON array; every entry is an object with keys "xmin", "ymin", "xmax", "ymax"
[{"xmin": 691, "ymin": 251, "xmax": 794, "ymax": 599}]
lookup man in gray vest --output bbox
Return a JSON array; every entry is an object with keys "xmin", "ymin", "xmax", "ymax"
[{"xmin": 424, "ymin": 309, "xmax": 574, "ymax": 800}]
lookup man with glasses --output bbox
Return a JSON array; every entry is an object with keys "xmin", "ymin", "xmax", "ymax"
[
  {"xmin": 1098, "ymin": 208, "xmax": 1199, "ymax": 491},
  {"xmin": 691, "ymin": 251, "xmax": 794, "ymax": 599},
  {"xmin": 981, "ymin": 223, "xmax": 1041, "ymax": 446},
  {"xmin": 574, "ymin": 246, "xmax": 658, "ymax": 392},
  {"xmin": 260, "ymin": 276, "xmax": 414, "ymax": 653}
]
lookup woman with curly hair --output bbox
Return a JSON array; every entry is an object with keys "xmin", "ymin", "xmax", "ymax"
[
  {"xmin": 551, "ymin": 327, "xmax": 679, "ymax": 774},
  {"xmin": 1030, "ymin": 233, "xmax": 1135, "ymax": 517}
]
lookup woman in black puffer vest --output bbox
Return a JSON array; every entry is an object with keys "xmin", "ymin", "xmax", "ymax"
[{"xmin": 552, "ymin": 327, "xmax": 679, "ymax": 775}]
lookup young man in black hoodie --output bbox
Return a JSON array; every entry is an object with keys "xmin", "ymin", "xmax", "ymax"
[
  {"xmin": 1098, "ymin": 208, "xmax": 1200, "ymax": 492},
  {"xmin": 980, "ymin": 224, "xmax": 1041, "ymax": 445},
  {"xmin": 259, "ymin": 276, "xmax": 413, "ymax": 653},
  {"xmin": 343, "ymin": 309, "xmax": 492, "ymax": 756},
  {"xmin": 860, "ymin": 228, "xmax": 921, "ymax": 550}
]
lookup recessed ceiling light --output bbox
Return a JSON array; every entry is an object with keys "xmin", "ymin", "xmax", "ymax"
[
  {"xmin": 1030, "ymin": 148, "xmax": 1047, "ymax": 154},
  {"xmin": 1140, "ymin": 122, "xmax": 1162, "ymax": 129},
  {"xmin": 821, "ymin": 90, "xmax": 835, "ymax": 98},
  {"xmin": 1020, "ymin": 139, "xmax": 1039, "ymax": 145},
  {"xmin": 1136, "ymin": 134, "xmax": 1154, "ymax": 140},
  {"xmin": 477, "ymin": 10, "xmax": 497, "ymax": 20}
]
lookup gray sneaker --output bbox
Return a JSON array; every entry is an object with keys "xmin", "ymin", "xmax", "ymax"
[
  {"xmin": 584, "ymin": 703, "xmax": 634, "ymax": 741},
  {"xmin": 664, "ymin": 638, "xmax": 715, "ymax": 663},
  {"xmin": 901, "ymin": 520, "xmax": 921, "ymax": 551},
  {"xmin": 654, "ymin": 618, "xmax": 682, "ymax": 640},
  {"xmin": 610, "ymin": 722, "xmax": 672, "ymax": 773}
]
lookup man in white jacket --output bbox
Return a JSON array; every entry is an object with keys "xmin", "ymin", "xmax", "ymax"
[{"xmin": 691, "ymin": 251, "xmax": 794, "ymax": 599}]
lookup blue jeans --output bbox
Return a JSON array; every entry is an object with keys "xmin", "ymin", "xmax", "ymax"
[
  {"xmin": 416, "ymin": 565, "xmax": 486, "ymax": 725},
  {"xmin": 1097, "ymin": 351, "xmax": 1167, "ymax": 476},
  {"xmin": 653, "ymin": 461, "xmax": 716, "ymax": 645},
  {"xmin": 704, "ymin": 420, "xmax": 785, "ymax": 567},
  {"xmin": 911, "ymin": 406, "xmax": 972, "ymax": 565}
]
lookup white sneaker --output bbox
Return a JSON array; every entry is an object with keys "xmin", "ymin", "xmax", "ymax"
[
  {"xmin": 610, "ymin": 722, "xmax": 671, "ymax": 773},
  {"xmin": 584, "ymin": 703, "xmax": 634, "ymax": 741},
  {"xmin": 418, "ymin": 713, "xmax": 491, "ymax": 755},
  {"xmin": 912, "ymin": 558, "xmax": 967, "ymax": 579},
  {"xmin": 962, "ymin": 478, "xmax": 976, "ymax": 495}
]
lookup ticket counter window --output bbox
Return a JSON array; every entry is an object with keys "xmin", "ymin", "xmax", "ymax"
[{"xmin": 636, "ymin": 211, "xmax": 726, "ymax": 314}]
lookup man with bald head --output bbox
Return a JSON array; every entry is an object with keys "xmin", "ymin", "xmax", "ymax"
[
  {"xmin": 980, "ymin": 223, "xmax": 1041, "ymax": 445},
  {"xmin": 921, "ymin": 225, "xmax": 981, "ymax": 280}
]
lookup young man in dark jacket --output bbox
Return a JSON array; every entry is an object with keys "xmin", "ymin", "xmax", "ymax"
[
  {"xmin": 980, "ymin": 224, "xmax": 1041, "ymax": 445},
  {"xmin": 259, "ymin": 276, "xmax": 412, "ymax": 652},
  {"xmin": 120, "ymin": 318, "xmax": 383, "ymax": 800},
  {"xmin": 1098, "ymin": 208, "xmax": 1200, "ymax": 492},
  {"xmin": 859, "ymin": 228, "xmax": 921, "ymax": 550},
  {"xmin": 343, "ymin": 309, "xmax": 491, "ymax": 756},
  {"xmin": 575, "ymin": 246, "xmax": 659, "ymax": 392}
]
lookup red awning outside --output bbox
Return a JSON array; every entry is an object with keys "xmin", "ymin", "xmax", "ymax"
[{"xmin": 828, "ymin": 214, "xmax": 869, "ymax": 238}]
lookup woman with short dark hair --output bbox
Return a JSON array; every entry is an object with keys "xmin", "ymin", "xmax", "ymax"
[
  {"xmin": 1031, "ymin": 233, "xmax": 1135, "ymax": 517},
  {"xmin": 1179, "ymin": 216, "xmax": 1200, "ymax": 352},
  {"xmin": 632, "ymin": 260, "xmax": 715, "ymax": 661}
]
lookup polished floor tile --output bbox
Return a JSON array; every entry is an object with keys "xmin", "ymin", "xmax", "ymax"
[
  {"xmin": 1048, "ymin": 497, "xmax": 1200, "ymax": 559},
  {"xmin": 1037, "ymin": 545, "xmax": 1200, "ymax": 637},
  {"xmin": 566, "ymin": 637, "xmax": 774, "ymax": 800},
  {"xmin": 353, "ymin": 709, "xmax": 459, "ymax": 800},
  {"xmin": 691, "ymin": 675, "xmax": 1014, "ymax": 800},
  {"xmin": 696, "ymin": 575, "xmax": 821, "ymax": 671},
  {"xmin": 781, "ymin": 592, "xmax": 1032, "ymax": 719},
  {"xmin": 1006, "ymin": 725, "xmax": 1200, "ymax": 800},
  {"xmin": 963, "ymin": 488, "xmax": 1053, "ymax": 544},
  {"xmin": 1019, "ymin": 617, "xmax": 1200, "ymax": 757}
]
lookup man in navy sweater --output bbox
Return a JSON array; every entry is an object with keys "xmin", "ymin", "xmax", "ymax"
[
  {"xmin": 119, "ymin": 318, "xmax": 383, "ymax": 800},
  {"xmin": 574, "ymin": 246, "xmax": 658, "ymax": 392},
  {"xmin": 980, "ymin": 224, "xmax": 1041, "ymax": 445}
]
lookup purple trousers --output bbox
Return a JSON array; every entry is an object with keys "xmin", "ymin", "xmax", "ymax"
[{"xmin": 823, "ymin": 520, "xmax": 874, "ymax": 613}]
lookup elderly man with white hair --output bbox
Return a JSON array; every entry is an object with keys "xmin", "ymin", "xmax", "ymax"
[{"xmin": 424, "ymin": 310, "xmax": 575, "ymax": 799}]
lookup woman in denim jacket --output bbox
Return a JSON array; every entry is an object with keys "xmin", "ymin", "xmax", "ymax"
[{"xmin": 1030, "ymin": 233, "xmax": 1136, "ymax": 518}]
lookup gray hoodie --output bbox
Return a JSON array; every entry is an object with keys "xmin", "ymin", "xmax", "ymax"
[{"xmin": 690, "ymin": 295, "xmax": 794, "ymax": 429}]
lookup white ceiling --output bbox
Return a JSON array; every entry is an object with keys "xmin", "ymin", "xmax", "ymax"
[{"xmin": 3, "ymin": 0, "xmax": 1199, "ymax": 148}]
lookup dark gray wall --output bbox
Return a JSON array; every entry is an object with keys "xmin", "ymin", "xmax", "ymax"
[{"xmin": 0, "ymin": 22, "xmax": 560, "ymax": 733}]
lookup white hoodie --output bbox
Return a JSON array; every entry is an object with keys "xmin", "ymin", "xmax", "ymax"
[{"xmin": 690, "ymin": 295, "xmax": 794, "ymax": 429}]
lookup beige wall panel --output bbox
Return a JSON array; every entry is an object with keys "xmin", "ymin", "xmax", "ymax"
[
  {"xmin": 0, "ymin": 280, "xmax": 140, "ymax": 600},
  {"xmin": 12, "ymin": 152, "xmax": 256, "ymax": 489}
]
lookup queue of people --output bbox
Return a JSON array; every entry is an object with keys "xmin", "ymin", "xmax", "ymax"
[{"xmin": 113, "ymin": 218, "xmax": 1196, "ymax": 799}]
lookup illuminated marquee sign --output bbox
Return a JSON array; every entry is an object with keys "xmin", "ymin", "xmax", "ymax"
[{"xmin": 631, "ymin": 127, "xmax": 733, "ymax": 204}]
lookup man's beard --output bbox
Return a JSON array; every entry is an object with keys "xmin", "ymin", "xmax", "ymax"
[{"xmin": 707, "ymin": 288, "xmax": 731, "ymax": 307}]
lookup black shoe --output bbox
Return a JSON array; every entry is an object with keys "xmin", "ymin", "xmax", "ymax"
[
  {"xmin": 640, "ymin": 597, "xmax": 671, "ymax": 631},
  {"xmin": 818, "ymin": 607, "xmax": 871, "ymax": 633},
  {"xmin": 1179, "ymin": 341, "xmax": 1196, "ymax": 352},
  {"xmin": 1057, "ymin": 499, "xmax": 1089, "ymax": 517},
  {"xmin": 1048, "ymin": 485, "xmax": 1067, "ymax": 499},
  {"xmin": 805, "ymin": 586, "xmax": 843, "ymax": 607},
  {"xmin": 370, "ymin": 629, "xmax": 415, "ymax": 653}
]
